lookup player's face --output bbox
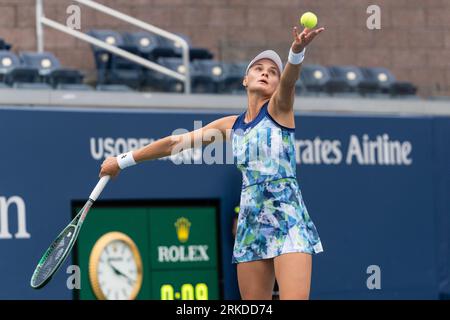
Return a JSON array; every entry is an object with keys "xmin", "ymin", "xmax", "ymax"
[{"xmin": 244, "ymin": 59, "xmax": 280, "ymax": 96}]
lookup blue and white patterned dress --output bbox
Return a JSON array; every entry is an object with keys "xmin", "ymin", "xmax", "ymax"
[{"xmin": 231, "ymin": 100, "xmax": 323, "ymax": 263}]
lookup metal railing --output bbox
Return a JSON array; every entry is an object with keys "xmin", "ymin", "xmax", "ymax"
[{"xmin": 35, "ymin": 0, "xmax": 191, "ymax": 93}]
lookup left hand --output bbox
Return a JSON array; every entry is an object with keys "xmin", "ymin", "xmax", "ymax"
[{"xmin": 291, "ymin": 26, "xmax": 325, "ymax": 53}]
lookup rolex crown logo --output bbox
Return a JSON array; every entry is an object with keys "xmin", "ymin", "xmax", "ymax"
[{"xmin": 174, "ymin": 217, "xmax": 191, "ymax": 243}]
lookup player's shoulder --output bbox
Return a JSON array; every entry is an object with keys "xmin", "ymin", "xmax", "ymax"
[
  {"xmin": 218, "ymin": 114, "xmax": 240, "ymax": 129},
  {"xmin": 224, "ymin": 114, "xmax": 240, "ymax": 121},
  {"xmin": 205, "ymin": 115, "xmax": 239, "ymax": 133}
]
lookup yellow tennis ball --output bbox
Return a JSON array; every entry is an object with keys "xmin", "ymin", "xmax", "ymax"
[{"xmin": 300, "ymin": 12, "xmax": 318, "ymax": 29}]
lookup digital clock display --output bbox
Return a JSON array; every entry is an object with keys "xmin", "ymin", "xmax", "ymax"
[
  {"xmin": 151, "ymin": 269, "xmax": 219, "ymax": 300},
  {"xmin": 161, "ymin": 283, "xmax": 208, "ymax": 300}
]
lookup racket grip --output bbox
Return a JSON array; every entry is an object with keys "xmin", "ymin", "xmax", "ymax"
[{"xmin": 89, "ymin": 175, "xmax": 110, "ymax": 201}]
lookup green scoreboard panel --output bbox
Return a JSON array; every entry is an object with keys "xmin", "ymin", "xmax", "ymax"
[{"xmin": 74, "ymin": 202, "xmax": 221, "ymax": 300}]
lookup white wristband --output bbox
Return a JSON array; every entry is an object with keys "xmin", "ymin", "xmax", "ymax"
[
  {"xmin": 116, "ymin": 151, "xmax": 136, "ymax": 169},
  {"xmin": 288, "ymin": 48, "xmax": 306, "ymax": 65}
]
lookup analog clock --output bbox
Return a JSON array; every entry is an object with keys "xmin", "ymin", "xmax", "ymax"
[{"xmin": 89, "ymin": 232, "xmax": 143, "ymax": 300}]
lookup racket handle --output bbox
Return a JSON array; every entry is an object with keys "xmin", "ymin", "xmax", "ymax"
[{"xmin": 89, "ymin": 175, "xmax": 110, "ymax": 201}]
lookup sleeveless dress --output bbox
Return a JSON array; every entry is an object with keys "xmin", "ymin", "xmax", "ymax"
[{"xmin": 231, "ymin": 101, "xmax": 323, "ymax": 263}]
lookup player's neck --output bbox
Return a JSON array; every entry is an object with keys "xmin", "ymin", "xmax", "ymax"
[{"xmin": 246, "ymin": 94, "xmax": 269, "ymax": 122}]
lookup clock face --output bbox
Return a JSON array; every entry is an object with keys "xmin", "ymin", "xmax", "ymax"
[{"xmin": 89, "ymin": 232, "xmax": 143, "ymax": 300}]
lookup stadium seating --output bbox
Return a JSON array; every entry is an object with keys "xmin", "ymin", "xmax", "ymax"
[
  {"xmin": 88, "ymin": 30, "xmax": 215, "ymax": 90},
  {"xmin": 0, "ymin": 50, "xmax": 41, "ymax": 87},
  {"xmin": 0, "ymin": 38, "xmax": 11, "ymax": 50},
  {"xmin": 170, "ymin": 33, "xmax": 214, "ymax": 61},
  {"xmin": 155, "ymin": 58, "xmax": 231, "ymax": 93},
  {"xmin": 1, "ymin": 31, "xmax": 419, "ymax": 97},
  {"xmin": 219, "ymin": 62, "xmax": 247, "ymax": 94},
  {"xmin": 85, "ymin": 29, "xmax": 419, "ymax": 97},
  {"xmin": 88, "ymin": 29, "xmax": 143, "ymax": 88},
  {"xmin": 325, "ymin": 66, "xmax": 353, "ymax": 94},
  {"xmin": 142, "ymin": 34, "xmax": 179, "ymax": 60},
  {"xmin": 192, "ymin": 59, "xmax": 225, "ymax": 93},
  {"xmin": 144, "ymin": 33, "xmax": 214, "ymax": 61},
  {"xmin": 122, "ymin": 31, "xmax": 168, "ymax": 89},
  {"xmin": 154, "ymin": 57, "xmax": 191, "ymax": 93},
  {"xmin": 20, "ymin": 52, "xmax": 84, "ymax": 89},
  {"xmin": 299, "ymin": 64, "xmax": 332, "ymax": 96},
  {"xmin": 123, "ymin": 31, "xmax": 161, "ymax": 61},
  {"xmin": 360, "ymin": 67, "xmax": 417, "ymax": 97},
  {"xmin": 327, "ymin": 66, "xmax": 368, "ymax": 96},
  {"xmin": 0, "ymin": 50, "xmax": 21, "ymax": 83},
  {"xmin": 87, "ymin": 29, "xmax": 125, "ymax": 72},
  {"xmin": 122, "ymin": 31, "xmax": 214, "ymax": 62}
]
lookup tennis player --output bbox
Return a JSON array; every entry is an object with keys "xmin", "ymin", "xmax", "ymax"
[{"xmin": 100, "ymin": 25, "xmax": 325, "ymax": 300}]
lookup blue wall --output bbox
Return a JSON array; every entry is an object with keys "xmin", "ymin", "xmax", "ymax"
[{"xmin": 0, "ymin": 105, "xmax": 448, "ymax": 299}]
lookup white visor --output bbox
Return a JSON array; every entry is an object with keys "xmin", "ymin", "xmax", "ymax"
[{"xmin": 245, "ymin": 50, "xmax": 283, "ymax": 75}]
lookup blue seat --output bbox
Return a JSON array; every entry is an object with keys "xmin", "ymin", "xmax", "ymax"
[
  {"xmin": 300, "ymin": 64, "xmax": 332, "ymax": 95},
  {"xmin": 147, "ymin": 36, "xmax": 178, "ymax": 60},
  {"xmin": 155, "ymin": 58, "xmax": 223, "ymax": 93},
  {"xmin": 20, "ymin": 52, "xmax": 84, "ymax": 88},
  {"xmin": 124, "ymin": 32, "xmax": 216, "ymax": 90},
  {"xmin": 219, "ymin": 62, "xmax": 247, "ymax": 94},
  {"xmin": 20, "ymin": 51, "xmax": 61, "ymax": 75},
  {"xmin": 88, "ymin": 29, "xmax": 143, "ymax": 88},
  {"xmin": 155, "ymin": 33, "xmax": 214, "ymax": 61},
  {"xmin": 123, "ymin": 31, "xmax": 160, "ymax": 60},
  {"xmin": 327, "ymin": 65, "xmax": 368, "ymax": 95},
  {"xmin": 88, "ymin": 30, "xmax": 214, "ymax": 90},
  {"xmin": 329, "ymin": 66, "xmax": 380, "ymax": 96},
  {"xmin": 87, "ymin": 29, "xmax": 125, "ymax": 68},
  {"xmin": 173, "ymin": 34, "xmax": 213, "ymax": 61},
  {"xmin": 123, "ymin": 31, "xmax": 168, "ymax": 88},
  {"xmin": 191, "ymin": 60, "xmax": 225, "ymax": 93},
  {"xmin": 154, "ymin": 57, "xmax": 192, "ymax": 93},
  {"xmin": 0, "ymin": 50, "xmax": 21, "ymax": 82},
  {"xmin": 360, "ymin": 67, "xmax": 417, "ymax": 96},
  {"xmin": 0, "ymin": 50, "xmax": 40, "ymax": 86}
]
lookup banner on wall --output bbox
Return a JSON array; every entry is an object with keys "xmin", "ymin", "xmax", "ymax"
[{"xmin": 0, "ymin": 106, "xmax": 448, "ymax": 299}]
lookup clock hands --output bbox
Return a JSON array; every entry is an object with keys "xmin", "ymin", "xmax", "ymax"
[{"xmin": 107, "ymin": 259, "xmax": 136, "ymax": 285}]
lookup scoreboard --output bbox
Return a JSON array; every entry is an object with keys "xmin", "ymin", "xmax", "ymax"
[{"xmin": 74, "ymin": 201, "xmax": 221, "ymax": 300}]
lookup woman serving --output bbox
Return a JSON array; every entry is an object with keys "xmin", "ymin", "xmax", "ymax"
[{"xmin": 100, "ymin": 24, "xmax": 325, "ymax": 300}]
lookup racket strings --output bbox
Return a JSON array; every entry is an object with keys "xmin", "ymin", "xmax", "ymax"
[{"xmin": 31, "ymin": 225, "xmax": 76, "ymax": 287}]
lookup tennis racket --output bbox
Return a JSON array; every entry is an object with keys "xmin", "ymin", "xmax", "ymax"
[{"xmin": 30, "ymin": 175, "xmax": 110, "ymax": 289}]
